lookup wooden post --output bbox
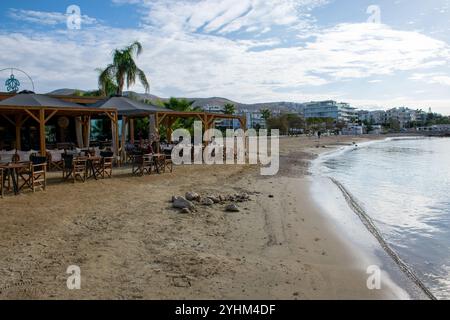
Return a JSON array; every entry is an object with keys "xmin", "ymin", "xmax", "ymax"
[
  {"xmin": 83, "ymin": 116, "xmax": 91, "ymax": 148},
  {"xmin": 130, "ymin": 118, "xmax": 135, "ymax": 144},
  {"xmin": 15, "ymin": 115, "xmax": 22, "ymax": 151},
  {"xmin": 154, "ymin": 113, "xmax": 160, "ymax": 153},
  {"xmin": 39, "ymin": 109, "xmax": 46, "ymax": 156},
  {"xmin": 114, "ymin": 112, "xmax": 120, "ymax": 162},
  {"xmin": 121, "ymin": 116, "xmax": 127, "ymax": 162},
  {"xmin": 165, "ymin": 117, "xmax": 174, "ymax": 143},
  {"xmin": 204, "ymin": 114, "xmax": 213, "ymax": 143}
]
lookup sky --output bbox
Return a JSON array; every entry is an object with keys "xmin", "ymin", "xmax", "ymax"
[{"xmin": 0, "ymin": 0, "xmax": 449, "ymax": 113}]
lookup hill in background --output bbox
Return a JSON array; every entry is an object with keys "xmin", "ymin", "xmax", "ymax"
[{"xmin": 47, "ymin": 89, "xmax": 305, "ymax": 113}]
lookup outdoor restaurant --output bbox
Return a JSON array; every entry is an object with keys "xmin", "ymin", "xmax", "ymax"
[{"xmin": 0, "ymin": 91, "xmax": 246, "ymax": 197}]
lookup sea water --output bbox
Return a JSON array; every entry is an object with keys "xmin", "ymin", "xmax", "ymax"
[{"xmin": 316, "ymin": 137, "xmax": 450, "ymax": 299}]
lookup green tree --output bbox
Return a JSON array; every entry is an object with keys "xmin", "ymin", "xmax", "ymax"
[
  {"xmin": 98, "ymin": 41, "xmax": 150, "ymax": 96},
  {"xmin": 267, "ymin": 114, "xmax": 305, "ymax": 135},
  {"xmin": 163, "ymin": 98, "xmax": 201, "ymax": 135},
  {"xmin": 223, "ymin": 103, "xmax": 236, "ymax": 115},
  {"xmin": 260, "ymin": 108, "xmax": 272, "ymax": 121}
]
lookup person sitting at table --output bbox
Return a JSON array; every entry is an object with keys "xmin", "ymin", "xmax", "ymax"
[{"xmin": 145, "ymin": 143, "xmax": 154, "ymax": 155}]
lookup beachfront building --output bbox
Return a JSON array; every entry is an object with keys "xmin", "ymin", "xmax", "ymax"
[
  {"xmin": 416, "ymin": 124, "xmax": 450, "ymax": 133},
  {"xmin": 342, "ymin": 123, "xmax": 364, "ymax": 135},
  {"xmin": 356, "ymin": 110, "xmax": 388, "ymax": 125},
  {"xmin": 369, "ymin": 110, "xmax": 388, "ymax": 125},
  {"xmin": 241, "ymin": 109, "xmax": 267, "ymax": 129},
  {"xmin": 357, "ymin": 110, "xmax": 371, "ymax": 123},
  {"xmin": 386, "ymin": 107, "xmax": 419, "ymax": 128},
  {"xmin": 303, "ymin": 100, "xmax": 357, "ymax": 123}
]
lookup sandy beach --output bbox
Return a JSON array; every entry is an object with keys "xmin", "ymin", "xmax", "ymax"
[{"xmin": 0, "ymin": 135, "xmax": 425, "ymax": 299}]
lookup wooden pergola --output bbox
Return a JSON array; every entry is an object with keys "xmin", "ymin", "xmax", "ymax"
[
  {"xmin": 0, "ymin": 93, "xmax": 119, "ymax": 156},
  {"xmin": 155, "ymin": 111, "xmax": 246, "ymax": 141},
  {"xmin": 90, "ymin": 96, "xmax": 247, "ymax": 157},
  {"xmin": 0, "ymin": 92, "xmax": 247, "ymax": 157}
]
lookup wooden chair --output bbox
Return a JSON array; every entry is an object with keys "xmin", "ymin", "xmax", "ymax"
[
  {"xmin": 154, "ymin": 154, "xmax": 166, "ymax": 174},
  {"xmin": 100, "ymin": 157, "xmax": 114, "ymax": 179},
  {"xmin": 0, "ymin": 168, "xmax": 3, "ymax": 198},
  {"xmin": 62, "ymin": 154, "xmax": 74, "ymax": 180},
  {"xmin": 72, "ymin": 157, "xmax": 87, "ymax": 183},
  {"xmin": 165, "ymin": 155, "xmax": 173, "ymax": 173},
  {"xmin": 132, "ymin": 155, "xmax": 153, "ymax": 176},
  {"xmin": 20, "ymin": 155, "xmax": 47, "ymax": 192},
  {"xmin": 47, "ymin": 151, "xmax": 63, "ymax": 171}
]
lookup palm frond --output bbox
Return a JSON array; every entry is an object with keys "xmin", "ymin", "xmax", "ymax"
[{"xmin": 136, "ymin": 67, "xmax": 150, "ymax": 93}]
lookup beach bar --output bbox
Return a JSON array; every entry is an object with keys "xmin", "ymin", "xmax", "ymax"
[
  {"xmin": 0, "ymin": 92, "xmax": 119, "ymax": 157},
  {"xmin": 91, "ymin": 95, "xmax": 247, "ymax": 159}
]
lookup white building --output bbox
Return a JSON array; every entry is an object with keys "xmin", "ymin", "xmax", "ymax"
[
  {"xmin": 304, "ymin": 101, "xmax": 357, "ymax": 123},
  {"xmin": 386, "ymin": 107, "xmax": 418, "ymax": 128},
  {"xmin": 416, "ymin": 124, "xmax": 450, "ymax": 132},
  {"xmin": 342, "ymin": 123, "xmax": 364, "ymax": 135}
]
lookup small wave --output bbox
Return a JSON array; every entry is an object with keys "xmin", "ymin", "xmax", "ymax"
[{"xmin": 330, "ymin": 178, "xmax": 437, "ymax": 300}]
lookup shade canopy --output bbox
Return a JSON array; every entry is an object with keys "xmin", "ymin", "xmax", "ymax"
[
  {"xmin": 91, "ymin": 96, "xmax": 172, "ymax": 116},
  {"xmin": 0, "ymin": 92, "xmax": 85, "ymax": 109}
]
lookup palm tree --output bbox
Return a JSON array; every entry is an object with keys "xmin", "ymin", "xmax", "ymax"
[
  {"xmin": 261, "ymin": 108, "xmax": 272, "ymax": 121},
  {"xmin": 163, "ymin": 98, "xmax": 201, "ymax": 134},
  {"xmin": 98, "ymin": 41, "xmax": 150, "ymax": 96},
  {"xmin": 223, "ymin": 103, "xmax": 236, "ymax": 115},
  {"xmin": 163, "ymin": 97, "xmax": 197, "ymax": 112}
]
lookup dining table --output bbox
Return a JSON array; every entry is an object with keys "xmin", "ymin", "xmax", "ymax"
[{"xmin": 0, "ymin": 162, "xmax": 29, "ymax": 195}]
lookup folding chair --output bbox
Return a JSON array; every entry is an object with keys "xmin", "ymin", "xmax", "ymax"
[
  {"xmin": 20, "ymin": 155, "xmax": 47, "ymax": 192},
  {"xmin": 62, "ymin": 154, "xmax": 74, "ymax": 180},
  {"xmin": 0, "ymin": 168, "xmax": 3, "ymax": 198},
  {"xmin": 72, "ymin": 157, "xmax": 87, "ymax": 183},
  {"xmin": 132, "ymin": 154, "xmax": 153, "ymax": 176},
  {"xmin": 100, "ymin": 157, "xmax": 114, "ymax": 179},
  {"xmin": 47, "ymin": 150, "xmax": 64, "ymax": 171}
]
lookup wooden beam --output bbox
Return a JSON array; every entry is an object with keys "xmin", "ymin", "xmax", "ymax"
[
  {"xmin": 39, "ymin": 109, "xmax": 46, "ymax": 156},
  {"xmin": 45, "ymin": 110, "xmax": 58, "ymax": 124},
  {"xmin": 114, "ymin": 112, "xmax": 120, "ymax": 163},
  {"xmin": 1, "ymin": 114, "xmax": 15, "ymax": 126},
  {"xmin": 19, "ymin": 115, "xmax": 30, "ymax": 127},
  {"xmin": 130, "ymin": 118, "xmax": 135, "ymax": 144},
  {"xmin": 121, "ymin": 116, "xmax": 127, "ymax": 162},
  {"xmin": 103, "ymin": 111, "xmax": 116, "ymax": 122},
  {"xmin": 24, "ymin": 109, "xmax": 40, "ymax": 123},
  {"xmin": 157, "ymin": 113, "xmax": 168, "ymax": 127},
  {"xmin": 83, "ymin": 116, "xmax": 91, "ymax": 148},
  {"xmin": 15, "ymin": 115, "xmax": 22, "ymax": 150}
]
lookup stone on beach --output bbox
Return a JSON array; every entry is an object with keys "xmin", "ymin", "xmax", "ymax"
[
  {"xmin": 207, "ymin": 195, "xmax": 220, "ymax": 203},
  {"xmin": 201, "ymin": 197, "xmax": 214, "ymax": 206},
  {"xmin": 185, "ymin": 192, "xmax": 200, "ymax": 201},
  {"xmin": 225, "ymin": 204, "xmax": 240, "ymax": 212},
  {"xmin": 172, "ymin": 196, "xmax": 196, "ymax": 211}
]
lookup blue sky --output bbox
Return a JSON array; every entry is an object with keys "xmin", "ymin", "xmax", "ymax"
[{"xmin": 0, "ymin": 0, "xmax": 449, "ymax": 113}]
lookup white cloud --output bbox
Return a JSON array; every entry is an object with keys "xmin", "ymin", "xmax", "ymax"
[
  {"xmin": 131, "ymin": 0, "xmax": 327, "ymax": 35},
  {"xmin": 2, "ymin": 1, "xmax": 450, "ymax": 113},
  {"xmin": 410, "ymin": 73, "xmax": 450, "ymax": 86}
]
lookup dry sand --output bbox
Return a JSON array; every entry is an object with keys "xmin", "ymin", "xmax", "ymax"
[{"xmin": 0, "ymin": 135, "xmax": 418, "ymax": 299}]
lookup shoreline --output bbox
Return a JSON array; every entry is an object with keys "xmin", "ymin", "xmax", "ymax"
[
  {"xmin": 308, "ymin": 135, "xmax": 432, "ymax": 300},
  {"xmin": 0, "ymin": 134, "xmax": 430, "ymax": 299}
]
